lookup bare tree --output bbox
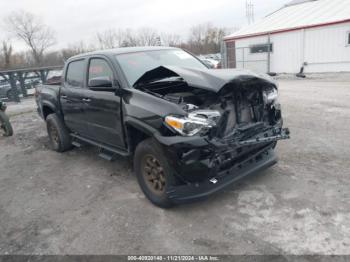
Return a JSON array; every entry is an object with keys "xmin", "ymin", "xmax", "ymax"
[
  {"xmin": 0, "ymin": 51, "xmax": 31, "ymax": 69},
  {"xmin": 42, "ymin": 51, "xmax": 63, "ymax": 67},
  {"xmin": 61, "ymin": 41, "xmax": 95, "ymax": 61},
  {"xmin": 186, "ymin": 23, "xmax": 236, "ymax": 54},
  {"xmin": 96, "ymin": 29, "xmax": 124, "ymax": 49},
  {"xmin": 161, "ymin": 33, "xmax": 182, "ymax": 47},
  {"xmin": 2, "ymin": 40, "xmax": 13, "ymax": 68},
  {"xmin": 0, "ymin": 19, "xmax": 238, "ymax": 69},
  {"xmin": 97, "ymin": 27, "xmax": 162, "ymax": 48},
  {"xmin": 138, "ymin": 27, "xmax": 159, "ymax": 46},
  {"xmin": 120, "ymin": 29, "xmax": 139, "ymax": 47},
  {"xmin": 5, "ymin": 10, "xmax": 56, "ymax": 66}
]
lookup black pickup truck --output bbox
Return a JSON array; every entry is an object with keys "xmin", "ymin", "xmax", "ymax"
[{"xmin": 35, "ymin": 46, "xmax": 289, "ymax": 208}]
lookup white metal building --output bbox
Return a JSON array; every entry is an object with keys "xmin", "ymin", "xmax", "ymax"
[{"xmin": 223, "ymin": 0, "xmax": 350, "ymax": 73}]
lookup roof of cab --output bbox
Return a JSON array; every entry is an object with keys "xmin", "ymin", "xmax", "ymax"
[{"xmin": 69, "ymin": 46, "xmax": 179, "ymax": 60}]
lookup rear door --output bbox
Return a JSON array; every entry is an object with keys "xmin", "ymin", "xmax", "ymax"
[
  {"xmin": 60, "ymin": 58, "xmax": 90, "ymax": 136},
  {"xmin": 83, "ymin": 56, "xmax": 125, "ymax": 149}
]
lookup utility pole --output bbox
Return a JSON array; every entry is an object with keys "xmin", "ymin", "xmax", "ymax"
[{"xmin": 246, "ymin": 0, "xmax": 255, "ymax": 25}]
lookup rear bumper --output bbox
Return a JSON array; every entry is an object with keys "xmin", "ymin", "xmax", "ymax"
[{"xmin": 166, "ymin": 146, "xmax": 277, "ymax": 203}]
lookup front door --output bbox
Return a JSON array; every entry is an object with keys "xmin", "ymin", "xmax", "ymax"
[{"xmin": 84, "ymin": 57, "xmax": 125, "ymax": 149}]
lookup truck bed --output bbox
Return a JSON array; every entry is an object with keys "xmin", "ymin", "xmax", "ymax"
[{"xmin": 35, "ymin": 83, "xmax": 61, "ymax": 119}]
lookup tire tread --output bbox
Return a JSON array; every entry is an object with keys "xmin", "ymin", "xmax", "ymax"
[
  {"xmin": 134, "ymin": 138, "xmax": 175, "ymax": 208},
  {"xmin": 46, "ymin": 113, "xmax": 72, "ymax": 152}
]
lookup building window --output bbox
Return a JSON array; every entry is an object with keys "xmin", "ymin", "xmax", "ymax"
[
  {"xmin": 250, "ymin": 43, "xmax": 273, "ymax": 53},
  {"xmin": 347, "ymin": 32, "xmax": 350, "ymax": 45}
]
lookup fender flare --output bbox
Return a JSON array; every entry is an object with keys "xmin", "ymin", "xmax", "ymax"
[
  {"xmin": 123, "ymin": 116, "xmax": 160, "ymax": 137},
  {"xmin": 41, "ymin": 101, "xmax": 60, "ymax": 119}
]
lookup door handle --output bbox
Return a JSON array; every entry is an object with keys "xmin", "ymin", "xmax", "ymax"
[
  {"xmin": 61, "ymin": 95, "xmax": 68, "ymax": 99},
  {"xmin": 82, "ymin": 98, "xmax": 91, "ymax": 102}
]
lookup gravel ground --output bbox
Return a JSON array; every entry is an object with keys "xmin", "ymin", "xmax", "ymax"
[{"xmin": 0, "ymin": 77, "xmax": 349, "ymax": 255}]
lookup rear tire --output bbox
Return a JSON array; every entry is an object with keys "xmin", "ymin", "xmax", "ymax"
[
  {"xmin": 0, "ymin": 111, "xmax": 13, "ymax": 136},
  {"xmin": 46, "ymin": 113, "xmax": 72, "ymax": 152},
  {"xmin": 134, "ymin": 138, "xmax": 176, "ymax": 208}
]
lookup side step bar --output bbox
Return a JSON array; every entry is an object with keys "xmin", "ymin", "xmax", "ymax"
[
  {"xmin": 70, "ymin": 133, "xmax": 130, "ymax": 160},
  {"xmin": 71, "ymin": 140, "xmax": 82, "ymax": 148},
  {"xmin": 98, "ymin": 150, "xmax": 114, "ymax": 161}
]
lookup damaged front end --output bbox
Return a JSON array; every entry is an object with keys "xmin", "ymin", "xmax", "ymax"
[{"xmin": 134, "ymin": 66, "xmax": 290, "ymax": 202}]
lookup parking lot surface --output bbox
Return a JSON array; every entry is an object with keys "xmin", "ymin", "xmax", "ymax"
[{"xmin": 0, "ymin": 77, "xmax": 349, "ymax": 254}]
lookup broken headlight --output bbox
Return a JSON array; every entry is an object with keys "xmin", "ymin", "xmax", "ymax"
[
  {"xmin": 165, "ymin": 110, "xmax": 221, "ymax": 136},
  {"xmin": 263, "ymin": 87, "xmax": 278, "ymax": 105}
]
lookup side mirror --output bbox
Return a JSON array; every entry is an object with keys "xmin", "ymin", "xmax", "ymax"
[
  {"xmin": 89, "ymin": 77, "xmax": 116, "ymax": 92},
  {"xmin": 114, "ymin": 88, "xmax": 129, "ymax": 96}
]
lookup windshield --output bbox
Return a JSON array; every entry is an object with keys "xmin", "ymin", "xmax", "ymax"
[{"xmin": 115, "ymin": 49, "xmax": 207, "ymax": 86}]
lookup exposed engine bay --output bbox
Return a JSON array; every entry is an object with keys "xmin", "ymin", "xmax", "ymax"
[{"xmin": 134, "ymin": 66, "xmax": 287, "ymax": 142}]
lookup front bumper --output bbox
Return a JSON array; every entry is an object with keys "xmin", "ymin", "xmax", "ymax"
[
  {"xmin": 155, "ymin": 126, "xmax": 289, "ymax": 203},
  {"xmin": 167, "ymin": 146, "xmax": 277, "ymax": 203}
]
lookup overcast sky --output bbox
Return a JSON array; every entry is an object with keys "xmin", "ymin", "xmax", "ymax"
[{"xmin": 0, "ymin": 0, "xmax": 289, "ymax": 51}]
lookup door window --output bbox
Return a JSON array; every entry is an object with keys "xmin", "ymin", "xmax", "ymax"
[
  {"xmin": 88, "ymin": 58, "xmax": 114, "ymax": 85},
  {"xmin": 65, "ymin": 60, "xmax": 85, "ymax": 88}
]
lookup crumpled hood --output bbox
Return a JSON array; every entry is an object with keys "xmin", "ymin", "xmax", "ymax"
[{"xmin": 133, "ymin": 65, "xmax": 276, "ymax": 92}]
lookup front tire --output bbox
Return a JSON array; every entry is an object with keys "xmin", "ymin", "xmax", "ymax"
[
  {"xmin": 46, "ymin": 113, "xmax": 72, "ymax": 152},
  {"xmin": 134, "ymin": 138, "xmax": 176, "ymax": 208},
  {"xmin": 0, "ymin": 111, "xmax": 13, "ymax": 136}
]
